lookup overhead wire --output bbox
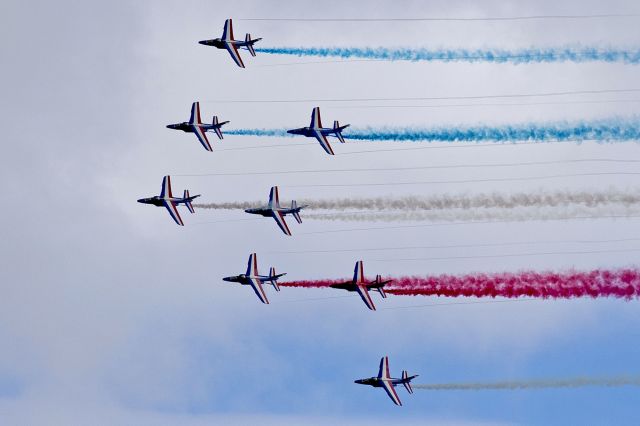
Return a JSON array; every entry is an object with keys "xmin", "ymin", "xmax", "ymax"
[{"xmin": 175, "ymin": 159, "xmax": 640, "ymax": 178}]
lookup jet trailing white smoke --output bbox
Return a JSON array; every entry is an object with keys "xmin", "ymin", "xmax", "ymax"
[{"xmin": 414, "ymin": 376, "xmax": 640, "ymax": 390}]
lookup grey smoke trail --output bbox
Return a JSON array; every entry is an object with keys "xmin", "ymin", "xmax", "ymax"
[
  {"xmin": 195, "ymin": 201, "xmax": 258, "ymax": 210},
  {"xmin": 301, "ymin": 190, "xmax": 640, "ymax": 211},
  {"xmin": 414, "ymin": 376, "xmax": 640, "ymax": 390},
  {"xmin": 193, "ymin": 189, "xmax": 640, "ymax": 212},
  {"xmin": 304, "ymin": 205, "xmax": 640, "ymax": 223}
]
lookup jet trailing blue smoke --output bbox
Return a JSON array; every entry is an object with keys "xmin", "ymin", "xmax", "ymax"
[
  {"xmin": 256, "ymin": 46, "xmax": 640, "ymax": 64},
  {"xmin": 228, "ymin": 119, "xmax": 640, "ymax": 143}
]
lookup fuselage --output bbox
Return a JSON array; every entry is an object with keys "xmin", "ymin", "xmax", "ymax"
[
  {"xmin": 287, "ymin": 127, "xmax": 334, "ymax": 137},
  {"xmin": 167, "ymin": 122, "xmax": 216, "ymax": 133},
  {"xmin": 199, "ymin": 38, "xmax": 248, "ymax": 49},
  {"xmin": 137, "ymin": 195, "xmax": 197, "ymax": 207},
  {"xmin": 223, "ymin": 274, "xmax": 283, "ymax": 285},
  {"xmin": 137, "ymin": 196, "xmax": 165, "ymax": 207},
  {"xmin": 199, "ymin": 38, "xmax": 227, "ymax": 49},
  {"xmin": 245, "ymin": 206, "xmax": 304, "ymax": 217},
  {"xmin": 354, "ymin": 377, "xmax": 408, "ymax": 387}
]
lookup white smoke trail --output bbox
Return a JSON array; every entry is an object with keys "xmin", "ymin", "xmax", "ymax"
[
  {"xmin": 194, "ymin": 189, "xmax": 640, "ymax": 212},
  {"xmin": 414, "ymin": 376, "xmax": 640, "ymax": 390},
  {"xmin": 195, "ymin": 201, "xmax": 258, "ymax": 210},
  {"xmin": 304, "ymin": 205, "xmax": 640, "ymax": 223}
]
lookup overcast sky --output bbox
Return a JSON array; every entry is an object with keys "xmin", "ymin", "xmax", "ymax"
[{"xmin": 2, "ymin": 0, "xmax": 640, "ymax": 424}]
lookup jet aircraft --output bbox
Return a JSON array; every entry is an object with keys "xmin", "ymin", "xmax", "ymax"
[
  {"xmin": 244, "ymin": 186, "xmax": 307, "ymax": 236},
  {"xmin": 330, "ymin": 261, "xmax": 391, "ymax": 310},
  {"xmin": 287, "ymin": 107, "xmax": 350, "ymax": 155},
  {"xmin": 199, "ymin": 18, "xmax": 262, "ymax": 68},
  {"xmin": 137, "ymin": 176, "xmax": 200, "ymax": 226},
  {"xmin": 222, "ymin": 253, "xmax": 286, "ymax": 304},
  {"xmin": 355, "ymin": 356, "xmax": 418, "ymax": 406},
  {"xmin": 166, "ymin": 102, "xmax": 229, "ymax": 151}
]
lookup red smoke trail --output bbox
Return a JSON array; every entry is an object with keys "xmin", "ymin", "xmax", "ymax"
[{"xmin": 282, "ymin": 269, "xmax": 640, "ymax": 299}]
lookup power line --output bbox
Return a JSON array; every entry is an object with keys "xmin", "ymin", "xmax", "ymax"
[
  {"xmin": 174, "ymin": 158, "xmax": 640, "ymax": 178},
  {"xmin": 287, "ymin": 172, "xmax": 640, "ymax": 188},
  {"xmin": 240, "ymin": 14, "xmax": 640, "ymax": 22},
  {"xmin": 204, "ymin": 88, "xmax": 640, "ymax": 104},
  {"xmin": 367, "ymin": 247, "xmax": 640, "ymax": 262},
  {"xmin": 330, "ymin": 99, "xmax": 640, "ymax": 109},
  {"xmin": 297, "ymin": 215, "xmax": 640, "ymax": 235},
  {"xmin": 380, "ymin": 298, "xmax": 538, "ymax": 311},
  {"xmin": 269, "ymin": 237, "xmax": 640, "ymax": 255}
]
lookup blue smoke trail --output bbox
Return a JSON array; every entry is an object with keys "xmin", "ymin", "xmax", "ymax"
[
  {"xmin": 256, "ymin": 46, "xmax": 640, "ymax": 64},
  {"xmin": 227, "ymin": 129, "xmax": 291, "ymax": 137},
  {"xmin": 227, "ymin": 118, "xmax": 640, "ymax": 143}
]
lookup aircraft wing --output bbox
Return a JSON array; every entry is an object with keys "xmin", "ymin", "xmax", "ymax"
[
  {"xmin": 313, "ymin": 131, "xmax": 335, "ymax": 155},
  {"xmin": 225, "ymin": 43, "xmax": 246, "ymax": 68},
  {"xmin": 381, "ymin": 380, "xmax": 402, "ymax": 406},
  {"xmin": 355, "ymin": 284, "xmax": 376, "ymax": 310},
  {"xmin": 249, "ymin": 277, "xmax": 269, "ymax": 304},
  {"xmin": 163, "ymin": 200, "xmax": 184, "ymax": 226},
  {"xmin": 271, "ymin": 211, "xmax": 292, "ymax": 236},
  {"xmin": 193, "ymin": 125, "xmax": 213, "ymax": 151},
  {"xmin": 222, "ymin": 19, "xmax": 234, "ymax": 41},
  {"xmin": 160, "ymin": 175, "xmax": 173, "ymax": 198},
  {"xmin": 310, "ymin": 107, "xmax": 322, "ymax": 128},
  {"xmin": 378, "ymin": 357, "xmax": 402, "ymax": 405},
  {"xmin": 189, "ymin": 102, "xmax": 202, "ymax": 125},
  {"xmin": 246, "ymin": 253, "xmax": 259, "ymax": 276}
]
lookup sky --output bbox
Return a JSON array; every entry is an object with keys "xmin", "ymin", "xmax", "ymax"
[{"xmin": 1, "ymin": 0, "xmax": 640, "ymax": 424}]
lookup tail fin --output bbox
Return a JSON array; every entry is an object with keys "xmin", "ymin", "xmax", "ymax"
[
  {"xmin": 334, "ymin": 120, "xmax": 346, "ymax": 143},
  {"xmin": 245, "ymin": 34, "xmax": 256, "ymax": 56},
  {"xmin": 375, "ymin": 275, "xmax": 387, "ymax": 298},
  {"xmin": 212, "ymin": 116, "xmax": 224, "ymax": 139},
  {"xmin": 183, "ymin": 190, "xmax": 195, "ymax": 214},
  {"xmin": 291, "ymin": 200, "xmax": 302, "ymax": 224},
  {"xmin": 269, "ymin": 267, "xmax": 280, "ymax": 291},
  {"xmin": 402, "ymin": 371, "xmax": 414, "ymax": 394}
]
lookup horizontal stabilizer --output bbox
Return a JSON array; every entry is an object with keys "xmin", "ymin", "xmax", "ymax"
[
  {"xmin": 184, "ymin": 190, "xmax": 195, "ymax": 213},
  {"xmin": 402, "ymin": 370, "xmax": 414, "ymax": 394},
  {"xmin": 292, "ymin": 200, "xmax": 302, "ymax": 224},
  {"xmin": 269, "ymin": 267, "xmax": 280, "ymax": 291},
  {"xmin": 245, "ymin": 33, "xmax": 256, "ymax": 56}
]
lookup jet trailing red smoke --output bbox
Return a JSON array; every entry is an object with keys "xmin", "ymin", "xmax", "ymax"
[{"xmin": 282, "ymin": 269, "xmax": 640, "ymax": 299}]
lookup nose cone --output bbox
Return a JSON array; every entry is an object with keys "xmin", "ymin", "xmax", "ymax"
[
  {"xmin": 222, "ymin": 276, "xmax": 232, "ymax": 282},
  {"xmin": 137, "ymin": 198, "xmax": 146, "ymax": 203},
  {"xmin": 354, "ymin": 379, "xmax": 364, "ymax": 384}
]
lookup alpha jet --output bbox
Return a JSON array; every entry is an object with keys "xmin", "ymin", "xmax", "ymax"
[
  {"xmin": 222, "ymin": 253, "xmax": 286, "ymax": 304},
  {"xmin": 355, "ymin": 356, "xmax": 418, "ymax": 406},
  {"xmin": 244, "ymin": 186, "xmax": 307, "ymax": 236},
  {"xmin": 287, "ymin": 107, "xmax": 349, "ymax": 155},
  {"xmin": 137, "ymin": 175, "xmax": 200, "ymax": 226},
  {"xmin": 330, "ymin": 261, "xmax": 392, "ymax": 311},
  {"xmin": 199, "ymin": 18, "xmax": 262, "ymax": 68},
  {"xmin": 167, "ymin": 102, "xmax": 229, "ymax": 151}
]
